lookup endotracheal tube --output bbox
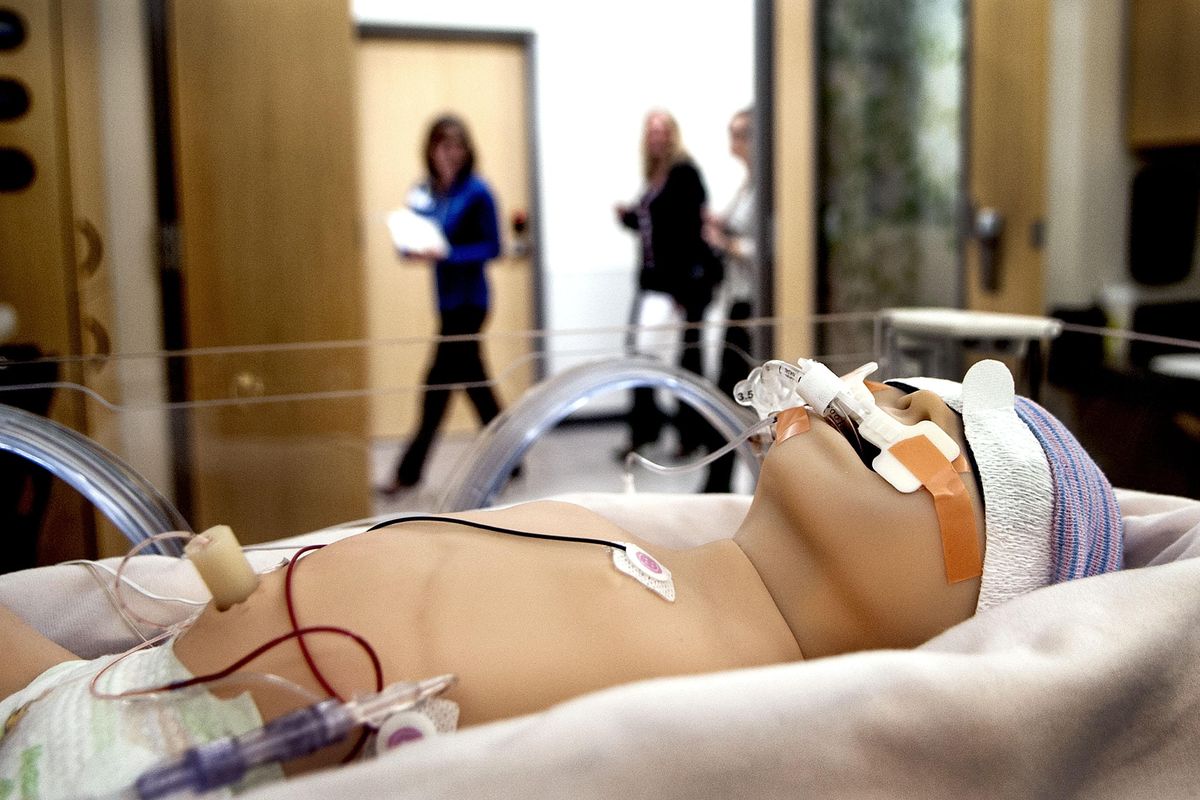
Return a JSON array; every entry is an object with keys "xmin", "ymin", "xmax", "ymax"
[{"xmin": 731, "ymin": 358, "xmax": 962, "ymax": 494}]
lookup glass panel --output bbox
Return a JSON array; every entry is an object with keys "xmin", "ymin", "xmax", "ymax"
[
  {"xmin": 0, "ymin": 303, "xmax": 1196, "ymax": 564},
  {"xmin": 817, "ymin": 0, "xmax": 965, "ymax": 336}
]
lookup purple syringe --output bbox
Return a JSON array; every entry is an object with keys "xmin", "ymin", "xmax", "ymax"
[{"xmin": 133, "ymin": 674, "xmax": 455, "ymax": 799}]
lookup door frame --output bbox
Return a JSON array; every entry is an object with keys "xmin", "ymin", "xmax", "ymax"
[{"xmin": 356, "ymin": 23, "xmax": 546, "ymax": 376}]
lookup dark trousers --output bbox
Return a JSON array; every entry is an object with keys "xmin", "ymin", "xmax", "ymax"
[
  {"xmin": 395, "ymin": 305, "xmax": 501, "ymax": 485},
  {"xmin": 703, "ymin": 301, "xmax": 753, "ymax": 493},
  {"xmin": 628, "ymin": 293, "xmax": 712, "ymax": 452}
]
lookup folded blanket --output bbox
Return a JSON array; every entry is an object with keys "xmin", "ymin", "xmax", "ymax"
[{"xmin": 4, "ymin": 491, "xmax": 1197, "ymax": 799}]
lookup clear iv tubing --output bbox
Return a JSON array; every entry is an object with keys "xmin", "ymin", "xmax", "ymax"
[
  {"xmin": 438, "ymin": 357, "xmax": 761, "ymax": 510},
  {"xmin": 624, "ymin": 416, "xmax": 774, "ymax": 479}
]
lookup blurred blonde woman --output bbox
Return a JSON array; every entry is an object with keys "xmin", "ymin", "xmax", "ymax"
[{"xmin": 615, "ymin": 110, "xmax": 719, "ymax": 458}]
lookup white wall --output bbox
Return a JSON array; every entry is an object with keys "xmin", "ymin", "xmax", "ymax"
[
  {"xmin": 353, "ymin": 0, "xmax": 756, "ymax": 370},
  {"xmin": 95, "ymin": 0, "xmax": 172, "ymax": 496},
  {"xmin": 1045, "ymin": 0, "xmax": 1133, "ymax": 312}
]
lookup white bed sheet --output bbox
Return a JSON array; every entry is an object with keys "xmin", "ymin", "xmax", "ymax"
[{"xmin": 4, "ymin": 490, "xmax": 1199, "ymax": 798}]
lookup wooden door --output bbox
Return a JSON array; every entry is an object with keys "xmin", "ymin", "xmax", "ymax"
[
  {"xmin": 965, "ymin": 0, "xmax": 1049, "ymax": 314},
  {"xmin": 355, "ymin": 35, "xmax": 534, "ymax": 439},
  {"xmin": 169, "ymin": 0, "xmax": 369, "ymax": 542}
]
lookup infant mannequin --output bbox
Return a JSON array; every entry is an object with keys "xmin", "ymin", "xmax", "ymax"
[
  {"xmin": 0, "ymin": 360, "xmax": 1123, "ymax": 790},
  {"xmin": 172, "ymin": 382, "xmax": 985, "ymax": 754}
]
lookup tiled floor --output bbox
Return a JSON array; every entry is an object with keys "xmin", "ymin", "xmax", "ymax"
[{"xmin": 370, "ymin": 418, "xmax": 756, "ymax": 515}]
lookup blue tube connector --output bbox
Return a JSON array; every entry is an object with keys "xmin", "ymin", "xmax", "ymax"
[{"xmin": 131, "ymin": 675, "xmax": 456, "ymax": 799}]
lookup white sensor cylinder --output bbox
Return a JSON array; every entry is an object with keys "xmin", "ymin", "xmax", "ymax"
[{"xmin": 185, "ymin": 525, "xmax": 260, "ymax": 611}]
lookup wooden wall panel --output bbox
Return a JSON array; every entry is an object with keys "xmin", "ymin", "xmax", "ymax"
[
  {"xmin": 773, "ymin": 0, "xmax": 815, "ymax": 360},
  {"xmin": 0, "ymin": 0, "xmax": 95, "ymax": 565},
  {"xmin": 1129, "ymin": 0, "xmax": 1200, "ymax": 148},
  {"xmin": 0, "ymin": 0, "xmax": 77, "ymax": 362}
]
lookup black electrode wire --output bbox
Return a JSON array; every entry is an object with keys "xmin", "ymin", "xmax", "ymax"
[{"xmin": 363, "ymin": 515, "xmax": 628, "ymax": 551}]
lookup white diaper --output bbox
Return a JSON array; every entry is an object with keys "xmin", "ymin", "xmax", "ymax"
[{"xmin": 0, "ymin": 642, "xmax": 281, "ymax": 799}]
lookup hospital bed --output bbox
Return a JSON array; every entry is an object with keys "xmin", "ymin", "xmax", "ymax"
[{"xmin": 1, "ymin": 310, "xmax": 1199, "ymax": 798}]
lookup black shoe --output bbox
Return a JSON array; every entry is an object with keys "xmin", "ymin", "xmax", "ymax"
[{"xmin": 377, "ymin": 475, "xmax": 418, "ymax": 497}]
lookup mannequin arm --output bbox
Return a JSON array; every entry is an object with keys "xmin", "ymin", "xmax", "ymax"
[{"xmin": 0, "ymin": 603, "xmax": 78, "ymax": 700}]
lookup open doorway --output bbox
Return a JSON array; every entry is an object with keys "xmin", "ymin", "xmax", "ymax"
[{"xmin": 354, "ymin": 27, "xmax": 541, "ymax": 444}]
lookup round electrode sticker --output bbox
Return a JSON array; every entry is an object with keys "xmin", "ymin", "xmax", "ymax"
[
  {"xmin": 611, "ymin": 544, "xmax": 675, "ymax": 602},
  {"xmin": 624, "ymin": 544, "xmax": 671, "ymax": 581},
  {"xmin": 375, "ymin": 710, "xmax": 437, "ymax": 755}
]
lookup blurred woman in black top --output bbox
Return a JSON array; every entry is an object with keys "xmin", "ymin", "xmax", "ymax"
[{"xmin": 616, "ymin": 110, "xmax": 718, "ymax": 457}]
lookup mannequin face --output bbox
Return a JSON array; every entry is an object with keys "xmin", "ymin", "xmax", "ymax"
[{"xmin": 739, "ymin": 386, "xmax": 986, "ymax": 656}]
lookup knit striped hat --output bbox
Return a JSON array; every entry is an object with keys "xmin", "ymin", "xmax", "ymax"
[{"xmin": 892, "ymin": 359, "xmax": 1123, "ymax": 611}]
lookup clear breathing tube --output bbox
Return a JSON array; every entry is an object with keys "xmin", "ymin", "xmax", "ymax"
[
  {"xmin": 732, "ymin": 358, "xmax": 962, "ymax": 494},
  {"xmin": 622, "ymin": 359, "xmax": 878, "ymax": 484},
  {"xmin": 623, "ymin": 416, "xmax": 774, "ymax": 482},
  {"xmin": 734, "ymin": 359, "xmax": 875, "ymax": 425},
  {"xmin": 438, "ymin": 357, "xmax": 762, "ymax": 509},
  {"xmin": 131, "ymin": 675, "xmax": 455, "ymax": 800}
]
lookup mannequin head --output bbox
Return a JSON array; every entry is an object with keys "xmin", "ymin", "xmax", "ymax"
[
  {"xmin": 733, "ymin": 359, "xmax": 1123, "ymax": 657},
  {"xmin": 735, "ymin": 385, "xmax": 984, "ymax": 656}
]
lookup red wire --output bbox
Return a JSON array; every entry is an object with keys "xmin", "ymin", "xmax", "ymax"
[
  {"xmin": 159, "ymin": 625, "xmax": 383, "ymax": 695},
  {"xmin": 282, "ymin": 544, "xmax": 379, "ymax": 761},
  {"xmin": 121, "ymin": 543, "xmax": 385, "ymax": 763},
  {"xmin": 284, "ymin": 545, "xmax": 351, "ymax": 699}
]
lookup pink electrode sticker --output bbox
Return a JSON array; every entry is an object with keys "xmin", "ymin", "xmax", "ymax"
[
  {"xmin": 636, "ymin": 551, "xmax": 663, "ymax": 574},
  {"xmin": 386, "ymin": 727, "xmax": 425, "ymax": 748},
  {"xmin": 612, "ymin": 544, "xmax": 675, "ymax": 602},
  {"xmin": 375, "ymin": 710, "xmax": 437, "ymax": 756}
]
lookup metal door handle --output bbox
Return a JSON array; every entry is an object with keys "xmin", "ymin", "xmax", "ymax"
[
  {"xmin": 973, "ymin": 207, "xmax": 1005, "ymax": 292},
  {"xmin": 76, "ymin": 218, "xmax": 104, "ymax": 277}
]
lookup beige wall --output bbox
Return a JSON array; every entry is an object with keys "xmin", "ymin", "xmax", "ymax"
[
  {"xmin": 1045, "ymin": 0, "xmax": 1133, "ymax": 312},
  {"xmin": 94, "ymin": 0, "xmax": 172, "ymax": 516}
]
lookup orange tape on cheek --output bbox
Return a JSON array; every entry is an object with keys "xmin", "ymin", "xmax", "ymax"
[
  {"xmin": 889, "ymin": 436, "xmax": 983, "ymax": 584},
  {"xmin": 773, "ymin": 407, "xmax": 812, "ymax": 445}
]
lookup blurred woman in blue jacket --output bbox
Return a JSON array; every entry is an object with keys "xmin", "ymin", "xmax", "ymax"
[{"xmin": 382, "ymin": 114, "xmax": 504, "ymax": 493}]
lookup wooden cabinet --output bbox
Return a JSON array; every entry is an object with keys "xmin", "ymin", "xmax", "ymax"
[
  {"xmin": 0, "ymin": 0, "xmax": 109, "ymax": 564},
  {"xmin": 1129, "ymin": 0, "xmax": 1200, "ymax": 148}
]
